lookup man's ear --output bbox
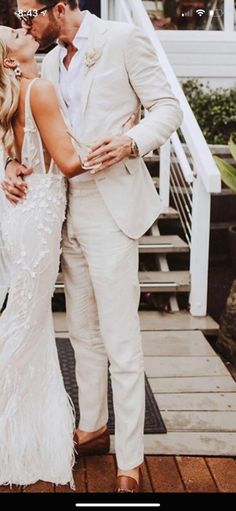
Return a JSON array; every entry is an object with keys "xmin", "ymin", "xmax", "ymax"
[
  {"xmin": 54, "ymin": 2, "xmax": 68, "ymax": 17},
  {"xmin": 4, "ymin": 58, "xmax": 18, "ymax": 71}
]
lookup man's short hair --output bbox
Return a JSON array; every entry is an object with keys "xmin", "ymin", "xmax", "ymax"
[{"xmin": 38, "ymin": 0, "xmax": 79, "ymax": 10}]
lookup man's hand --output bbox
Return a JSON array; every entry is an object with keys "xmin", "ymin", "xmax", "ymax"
[
  {"xmin": 84, "ymin": 135, "xmax": 133, "ymax": 174},
  {"xmin": 1, "ymin": 161, "xmax": 32, "ymax": 205}
]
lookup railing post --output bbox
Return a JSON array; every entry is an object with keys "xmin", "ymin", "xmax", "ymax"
[
  {"xmin": 224, "ymin": 0, "xmax": 235, "ymax": 32},
  {"xmin": 159, "ymin": 140, "xmax": 170, "ymax": 209},
  {"xmin": 190, "ymin": 173, "xmax": 211, "ymax": 316},
  {"xmin": 104, "ymin": 0, "xmax": 116, "ymax": 20},
  {"xmin": 115, "ymin": 1, "xmax": 122, "ymax": 21},
  {"xmin": 100, "ymin": 0, "xmax": 109, "ymax": 20}
]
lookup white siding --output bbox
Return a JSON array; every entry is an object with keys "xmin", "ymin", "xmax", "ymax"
[{"xmin": 157, "ymin": 37, "xmax": 236, "ymax": 87}]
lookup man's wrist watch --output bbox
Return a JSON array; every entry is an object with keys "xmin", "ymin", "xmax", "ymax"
[{"xmin": 129, "ymin": 138, "xmax": 140, "ymax": 158}]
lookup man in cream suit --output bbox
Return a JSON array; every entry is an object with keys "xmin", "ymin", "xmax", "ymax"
[{"xmin": 4, "ymin": 0, "xmax": 182, "ymax": 492}]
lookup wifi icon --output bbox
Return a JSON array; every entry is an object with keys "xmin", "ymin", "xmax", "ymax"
[{"xmin": 196, "ymin": 9, "xmax": 206, "ymax": 16}]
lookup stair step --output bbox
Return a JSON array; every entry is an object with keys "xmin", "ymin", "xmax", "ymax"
[
  {"xmin": 211, "ymin": 222, "xmax": 234, "ymax": 231},
  {"xmin": 144, "ymin": 154, "xmax": 160, "ymax": 163},
  {"xmin": 144, "ymin": 154, "xmax": 182, "ymax": 164},
  {"xmin": 214, "ymin": 188, "xmax": 236, "ymax": 196},
  {"xmin": 159, "ymin": 207, "xmax": 179, "ymax": 219},
  {"xmin": 139, "ymin": 271, "xmax": 190, "ymax": 292},
  {"xmin": 151, "ymin": 201, "xmax": 179, "ymax": 219},
  {"xmin": 139, "ymin": 235, "xmax": 188, "ymax": 253},
  {"xmin": 53, "ymin": 311, "xmax": 219, "ymax": 336},
  {"xmin": 55, "ymin": 271, "xmax": 190, "ymax": 293}
]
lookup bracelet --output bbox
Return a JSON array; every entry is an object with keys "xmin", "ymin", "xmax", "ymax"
[{"xmin": 4, "ymin": 157, "xmax": 18, "ymax": 171}]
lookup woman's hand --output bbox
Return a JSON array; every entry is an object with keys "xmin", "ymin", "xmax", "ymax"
[
  {"xmin": 1, "ymin": 161, "xmax": 32, "ymax": 205},
  {"xmin": 84, "ymin": 110, "xmax": 140, "ymax": 174},
  {"xmin": 84, "ymin": 136, "xmax": 133, "ymax": 173}
]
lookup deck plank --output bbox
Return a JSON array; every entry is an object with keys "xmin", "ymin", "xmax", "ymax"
[
  {"xmin": 155, "ymin": 393, "xmax": 236, "ymax": 411},
  {"xmin": 141, "ymin": 461, "xmax": 153, "ymax": 493},
  {"xmin": 145, "ymin": 356, "xmax": 228, "ymax": 378},
  {"xmin": 206, "ymin": 458, "xmax": 236, "ymax": 492},
  {"xmin": 0, "ymin": 485, "xmax": 22, "ymax": 493},
  {"xmin": 149, "ymin": 376, "xmax": 236, "ymax": 394},
  {"xmin": 161, "ymin": 411, "xmax": 236, "ymax": 432},
  {"xmin": 85, "ymin": 455, "xmax": 116, "ymax": 493},
  {"xmin": 73, "ymin": 458, "xmax": 87, "ymax": 493},
  {"xmin": 146, "ymin": 456, "xmax": 185, "ymax": 492},
  {"xmin": 23, "ymin": 481, "xmax": 54, "ymax": 493},
  {"xmin": 142, "ymin": 331, "xmax": 216, "ymax": 356},
  {"xmin": 176, "ymin": 456, "xmax": 218, "ymax": 493},
  {"xmin": 1, "ymin": 456, "xmax": 236, "ymax": 492},
  {"xmin": 53, "ymin": 311, "xmax": 219, "ymax": 335},
  {"xmin": 142, "ymin": 433, "xmax": 236, "ymax": 456},
  {"xmin": 139, "ymin": 311, "xmax": 219, "ymax": 334},
  {"xmin": 54, "ymin": 483, "xmax": 73, "ymax": 493},
  {"xmin": 55, "ymin": 458, "xmax": 87, "ymax": 493}
]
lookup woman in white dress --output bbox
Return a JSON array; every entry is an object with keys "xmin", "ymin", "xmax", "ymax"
[{"xmin": 0, "ymin": 26, "xmax": 85, "ymax": 487}]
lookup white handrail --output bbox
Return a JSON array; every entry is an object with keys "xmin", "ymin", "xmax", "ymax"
[
  {"xmin": 125, "ymin": 0, "xmax": 221, "ymax": 194},
  {"xmin": 100, "ymin": 0, "xmax": 109, "ymax": 20},
  {"xmin": 224, "ymin": 0, "xmax": 235, "ymax": 32},
  {"xmin": 117, "ymin": 0, "xmax": 133, "ymax": 23}
]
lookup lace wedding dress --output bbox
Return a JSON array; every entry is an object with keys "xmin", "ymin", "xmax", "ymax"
[{"xmin": 0, "ymin": 79, "xmax": 75, "ymax": 487}]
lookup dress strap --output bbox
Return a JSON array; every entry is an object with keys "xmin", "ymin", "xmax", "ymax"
[
  {"xmin": 23, "ymin": 78, "xmax": 54, "ymax": 175},
  {"xmin": 24, "ymin": 77, "xmax": 39, "ymax": 126}
]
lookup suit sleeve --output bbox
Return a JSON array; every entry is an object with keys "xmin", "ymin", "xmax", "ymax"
[{"xmin": 124, "ymin": 27, "xmax": 183, "ymax": 157}]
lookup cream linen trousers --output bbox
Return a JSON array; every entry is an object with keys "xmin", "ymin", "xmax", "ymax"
[{"xmin": 61, "ymin": 179, "xmax": 145, "ymax": 470}]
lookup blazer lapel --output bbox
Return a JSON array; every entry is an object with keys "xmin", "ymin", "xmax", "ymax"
[
  {"xmin": 47, "ymin": 47, "xmax": 68, "ymax": 117},
  {"xmin": 80, "ymin": 16, "xmax": 108, "ymax": 120}
]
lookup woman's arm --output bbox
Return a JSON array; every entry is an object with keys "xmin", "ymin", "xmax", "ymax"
[{"xmin": 30, "ymin": 79, "xmax": 83, "ymax": 178}]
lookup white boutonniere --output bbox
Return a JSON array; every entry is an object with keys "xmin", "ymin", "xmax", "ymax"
[{"xmin": 84, "ymin": 47, "xmax": 103, "ymax": 68}]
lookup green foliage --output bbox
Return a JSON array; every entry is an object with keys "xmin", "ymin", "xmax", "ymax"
[
  {"xmin": 182, "ymin": 79, "xmax": 236, "ymax": 145},
  {"xmin": 213, "ymin": 137, "xmax": 236, "ymax": 193}
]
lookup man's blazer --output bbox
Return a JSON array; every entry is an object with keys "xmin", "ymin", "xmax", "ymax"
[{"xmin": 41, "ymin": 14, "xmax": 183, "ymax": 239}]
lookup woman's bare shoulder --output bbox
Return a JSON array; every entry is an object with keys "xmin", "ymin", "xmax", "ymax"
[{"xmin": 30, "ymin": 79, "xmax": 58, "ymax": 112}]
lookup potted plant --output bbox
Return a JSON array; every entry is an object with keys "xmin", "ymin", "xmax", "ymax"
[
  {"xmin": 182, "ymin": 79, "xmax": 236, "ymax": 248},
  {"xmin": 213, "ymin": 138, "xmax": 236, "ymax": 364},
  {"xmin": 182, "ymin": 79, "xmax": 236, "ymax": 147},
  {"xmin": 214, "ymin": 138, "xmax": 236, "ymax": 268}
]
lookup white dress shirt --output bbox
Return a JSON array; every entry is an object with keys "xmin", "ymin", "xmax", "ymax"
[{"xmin": 59, "ymin": 11, "xmax": 93, "ymax": 181}]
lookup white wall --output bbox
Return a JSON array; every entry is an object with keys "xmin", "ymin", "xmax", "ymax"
[{"xmin": 157, "ymin": 34, "xmax": 236, "ymax": 88}]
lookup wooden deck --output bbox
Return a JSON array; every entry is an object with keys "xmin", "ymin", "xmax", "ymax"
[
  {"xmin": 1, "ymin": 455, "xmax": 236, "ymax": 493},
  {"xmin": 1, "ymin": 310, "xmax": 236, "ymax": 493},
  {"xmin": 54, "ymin": 311, "xmax": 236, "ymax": 457}
]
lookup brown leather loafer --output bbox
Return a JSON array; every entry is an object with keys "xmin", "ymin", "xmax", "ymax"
[
  {"xmin": 115, "ymin": 468, "xmax": 143, "ymax": 493},
  {"xmin": 74, "ymin": 427, "xmax": 110, "ymax": 457}
]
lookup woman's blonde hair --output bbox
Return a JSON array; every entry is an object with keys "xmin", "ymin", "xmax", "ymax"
[{"xmin": 0, "ymin": 39, "xmax": 20, "ymax": 158}]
